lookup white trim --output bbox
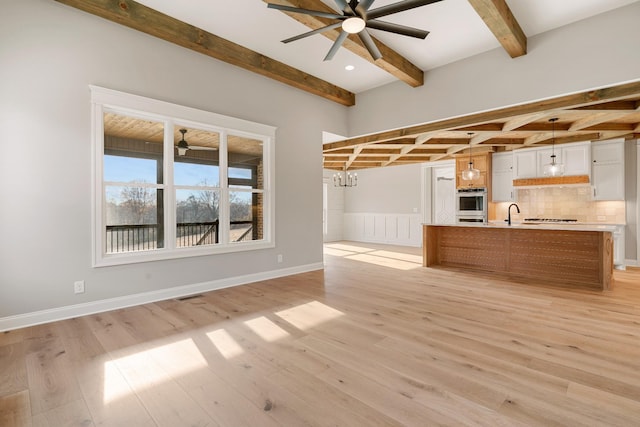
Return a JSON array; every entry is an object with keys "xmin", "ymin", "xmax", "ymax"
[
  {"xmin": 91, "ymin": 86, "xmax": 277, "ymax": 266},
  {"xmin": 0, "ymin": 263, "xmax": 324, "ymax": 332},
  {"xmin": 637, "ymin": 140, "xmax": 640, "ymax": 266}
]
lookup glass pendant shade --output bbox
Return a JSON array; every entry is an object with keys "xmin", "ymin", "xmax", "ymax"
[
  {"xmin": 461, "ymin": 162, "xmax": 480, "ymax": 181},
  {"xmin": 543, "ymin": 154, "xmax": 564, "ymax": 176},
  {"xmin": 543, "ymin": 117, "xmax": 564, "ymax": 177}
]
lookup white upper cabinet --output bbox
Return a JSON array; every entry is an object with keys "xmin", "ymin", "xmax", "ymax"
[
  {"xmin": 492, "ymin": 152, "xmax": 514, "ymax": 202},
  {"xmin": 592, "ymin": 139, "xmax": 625, "ymax": 200},
  {"xmin": 513, "ymin": 142, "xmax": 591, "ymax": 179},
  {"xmin": 562, "ymin": 143, "xmax": 591, "ymax": 176},
  {"xmin": 513, "ymin": 149, "xmax": 537, "ymax": 179}
]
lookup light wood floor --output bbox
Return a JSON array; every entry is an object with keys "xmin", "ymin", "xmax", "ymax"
[{"xmin": 2, "ymin": 241, "xmax": 640, "ymax": 426}]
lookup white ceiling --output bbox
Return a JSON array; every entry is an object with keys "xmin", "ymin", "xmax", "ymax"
[{"xmin": 136, "ymin": 0, "xmax": 638, "ymax": 93}]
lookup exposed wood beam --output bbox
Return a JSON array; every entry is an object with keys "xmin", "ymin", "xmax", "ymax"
[
  {"xmin": 323, "ymin": 81, "xmax": 640, "ymax": 151},
  {"xmin": 502, "ymin": 112, "xmax": 549, "ymax": 131},
  {"xmin": 467, "ymin": 0, "xmax": 527, "ymax": 58},
  {"xmin": 568, "ymin": 112, "xmax": 630, "ymax": 131},
  {"xmin": 265, "ymin": 0, "xmax": 424, "ymax": 87},
  {"xmin": 55, "ymin": 0, "xmax": 355, "ymax": 106}
]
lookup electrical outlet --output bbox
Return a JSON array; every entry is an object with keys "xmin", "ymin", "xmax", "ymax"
[
  {"xmin": 277, "ymin": 254, "xmax": 283, "ymax": 263},
  {"xmin": 74, "ymin": 280, "xmax": 85, "ymax": 294}
]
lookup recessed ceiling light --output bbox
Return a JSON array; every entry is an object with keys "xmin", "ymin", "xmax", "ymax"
[{"xmin": 345, "ymin": 65, "xmax": 355, "ymax": 71}]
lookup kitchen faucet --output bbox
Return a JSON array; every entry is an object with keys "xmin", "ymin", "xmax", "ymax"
[{"xmin": 507, "ymin": 203, "xmax": 520, "ymax": 226}]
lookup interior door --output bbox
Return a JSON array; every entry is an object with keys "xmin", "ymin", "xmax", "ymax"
[{"xmin": 433, "ymin": 166, "xmax": 456, "ymax": 224}]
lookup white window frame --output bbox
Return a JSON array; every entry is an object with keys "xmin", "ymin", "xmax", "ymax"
[{"xmin": 91, "ymin": 86, "xmax": 276, "ymax": 267}]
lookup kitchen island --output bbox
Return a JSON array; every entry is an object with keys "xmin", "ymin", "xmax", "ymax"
[{"xmin": 423, "ymin": 223, "xmax": 615, "ymax": 290}]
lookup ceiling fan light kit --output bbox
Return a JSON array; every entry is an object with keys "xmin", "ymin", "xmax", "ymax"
[
  {"xmin": 267, "ymin": 0, "xmax": 442, "ymax": 61},
  {"xmin": 342, "ymin": 17, "xmax": 365, "ymax": 34}
]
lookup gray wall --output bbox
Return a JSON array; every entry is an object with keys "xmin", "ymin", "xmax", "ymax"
[{"xmin": 0, "ymin": 0, "xmax": 348, "ymax": 318}]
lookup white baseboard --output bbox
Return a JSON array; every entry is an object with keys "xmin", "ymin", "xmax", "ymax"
[
  {"xmin": 0, "ymin": 263, "xmax": 324, "ymax": 332},
  {"xmin": 624, "ymin": 258, "xmax": 639, "ymax": 267}
]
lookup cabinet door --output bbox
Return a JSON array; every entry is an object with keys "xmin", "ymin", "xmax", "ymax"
[
  {"xmin": 492, "ymin": 153, "xmax": 513, "ymax": 202},
  {"xmin": 613, "ymin": 226, "xmax": 625, "ymax": 267},
  {"xmin": 593, "ymin": 163, "xmax": 624, "ymax": 200},
  {"xmin": 593, "ymin": 141, "xmax": 624, "ymax": 164},
  {"xmin": 562, "ymin": 144, "xmax": 591, "ymax": 176},
  {"xmin": 592, "ymin": 141, "xmax": 624, "ymax": 201},
  {"xmin": 513, "ymin": 150, "xmax": 537, "ymax": 179}
]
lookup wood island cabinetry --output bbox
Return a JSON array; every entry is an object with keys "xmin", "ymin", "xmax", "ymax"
[{"xmin": 423, "ymin": 224, "xmax": 614, "ymax": 290}]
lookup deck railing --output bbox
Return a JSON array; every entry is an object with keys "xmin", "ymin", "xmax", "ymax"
[{"xmin": 106, "ymin": 220, "xmax": 254, "ymax": 253}]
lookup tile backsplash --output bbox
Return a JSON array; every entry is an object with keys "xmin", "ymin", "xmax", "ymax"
[{"xmin": 492, "ymin": 186, "xmax": 626, "ymax": 224}]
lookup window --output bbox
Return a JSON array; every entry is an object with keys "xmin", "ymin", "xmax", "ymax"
[{"xmin": 92, "ymin": 86, "xmax": 275, "ymax": 266}]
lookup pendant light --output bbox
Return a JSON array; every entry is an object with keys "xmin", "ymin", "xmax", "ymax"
[
  {"xmin": 461, "ymin": 132, "xmax": 480, "ymax": 181},
  {"xmin": 543, "ymin": 117, "xmax": 564, "ymax": 176}
]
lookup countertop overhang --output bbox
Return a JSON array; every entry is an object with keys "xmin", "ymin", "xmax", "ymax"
[{"xmin": 424, "ymin": 222, "xmax": 619, "ymax": 232}]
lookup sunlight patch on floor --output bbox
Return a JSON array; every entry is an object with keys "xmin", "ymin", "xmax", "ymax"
[
  {"xmin": 347, "ymin": 253, "xmax": 420, "ymax": 270},
  {"xmin": 324, "ymin": 247, "xmax": 358, "ymax": 257},
  {"xmin": 275, "ymin": 301, "xmax": 344, "ymax": 330},
  {"xmin": 244, "ymin": 316, "xmax": 290, "ymax": 342},
  {"xmin": 103, "ymin": 338, "xmax": 208, "ymax": 404},
  {"xmin": 207, "ymin": 329, "xmax": 244, "ymax": 359},
  {"xmin": 324, "ymin": 243, "xmax": 372, "ymax": 253},
  {"xmin": 369, "ymin": 250, "xmax": 422, "ymax": 264},
  {"xmin": 103, "ymin": 360, "xmax": 135, "ymax": 404}
]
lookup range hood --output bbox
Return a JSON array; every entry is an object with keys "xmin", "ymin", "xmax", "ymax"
[{"xmin": 513, "ymin": 175, "xmax": 590, "ymax": 188}]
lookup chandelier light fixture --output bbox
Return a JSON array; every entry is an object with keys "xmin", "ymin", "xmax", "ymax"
[
  {"xmin": 461, "ymin": 132, "xmax": 480, "ymax": 181},
  {"xmin": 543, "ymin": 117, "xmax": 565, "ymax": 176},
  {"xmin": 333, "ymin": 165, "xmax": 357, "ymax": 187}
]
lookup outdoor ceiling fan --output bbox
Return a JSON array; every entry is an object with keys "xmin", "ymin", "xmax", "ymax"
[
  {"xmin": 266, "ymin": 0, "xmax": 443, "ymax": 61},
  {"xmin": 175, "ymin": 128, "xmax": 217, "ymax": 156}
]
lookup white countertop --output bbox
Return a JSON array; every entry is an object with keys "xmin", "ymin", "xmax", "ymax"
[{"xmin": 424, "ymin": 222, "xmax": 619, "ymax": 232}]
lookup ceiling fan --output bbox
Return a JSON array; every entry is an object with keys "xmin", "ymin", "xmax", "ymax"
[
  {"xmin": 175, "ymin": 129, "xmax": 217, "ymax": 156},
  {"xmin": 266, "ymin": 0, "xmax": 443, "ymax": 61}
]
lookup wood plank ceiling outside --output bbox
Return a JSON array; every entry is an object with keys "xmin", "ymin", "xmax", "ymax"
[
  {"xmin": 54, "ymin": 0, "xmax": 355, "ymax": 106},
  {"xmin": 323, "ymin": 81, "xmax": 640, "ymax": 170}
]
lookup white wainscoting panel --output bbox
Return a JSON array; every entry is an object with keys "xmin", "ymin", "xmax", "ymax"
[{"xmin": 343, "ymin": 213, "xmax": 422, "ymax": 247}]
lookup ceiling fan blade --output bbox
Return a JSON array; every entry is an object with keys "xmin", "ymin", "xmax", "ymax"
[
  {"xmin": 366, "ymin": 19, "xmax": 429, "ymax": 39},
  {"xmin": 188, "ymin": 146, "xmax": 218, "ymax": 151},
  {"xmin": 333, "ymin": 0, "xmax": 355, "ymax": 15},
  {"xmin": 324, "ymin": 31, "xmax": 349, "ymax": 61},
  {"xmin": 358, "ymin": 30, "xmax": 382, "ymax": 60},
  {"xmin": 355, "ymin": 0, "xmax": 376, "ymax": 17},
  {"xmin": 267, "ymin": 3, "xmax": 344, "ymax": 20},
  {"xmin": 282, "ymin": 22, "xmax": 343, "ymax": 44},
  {"xmin": 367, "ymin": 0, "xmax": 443, "ymax": 20}
]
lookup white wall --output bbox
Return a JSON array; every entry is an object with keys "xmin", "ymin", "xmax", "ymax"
[
  {"xmin": 347, "ymin": 3, "xmax": 640, "ymax": 136},
  {"xmin": 342, "ymin": 164, "xmax": 423, "ymax": 246},
  {"xmin": 0, "ymin": 0, "xmax": 348, "ymax": 325},
  {"xmin": 344, "ymin": 163, "xmax": 422, "ymax": 213}
]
